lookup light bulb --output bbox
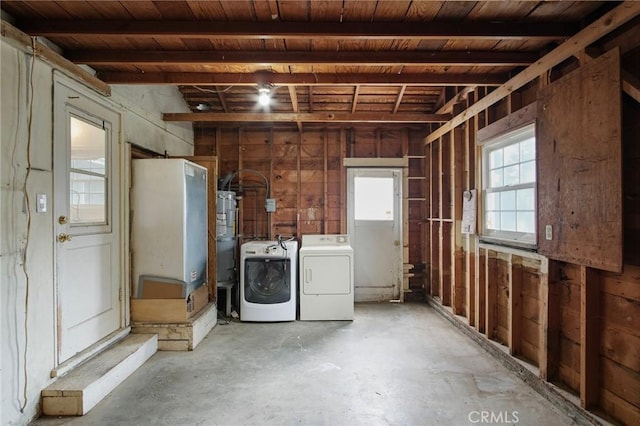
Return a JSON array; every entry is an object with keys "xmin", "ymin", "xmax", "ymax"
[{"xmin": 258, "ymin": 90, "xmax": 271, "ymax": 107}]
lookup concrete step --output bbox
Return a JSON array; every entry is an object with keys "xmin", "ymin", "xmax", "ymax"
[{"xmin": 42, "ymin": 333, "xmax": 158, "ymax": 416}]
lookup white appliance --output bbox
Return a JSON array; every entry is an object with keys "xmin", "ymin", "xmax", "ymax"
[
  {"xmin": 299, "ymin": 234, "xmax": 354, "ymax": 320},
  {"xmin": 131, "ymin": 159, "xmax": 208, "ymax": 298},
  {"xmin": 240, "ymin": 240, "xmax": 298, "ymax": 322}
]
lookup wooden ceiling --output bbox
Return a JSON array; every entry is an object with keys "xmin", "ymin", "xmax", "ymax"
[{"xmin": 0, "ymin": 1, "xmax": 617, "ymax": 126}]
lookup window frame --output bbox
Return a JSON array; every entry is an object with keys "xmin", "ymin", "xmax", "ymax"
[{"xmin": 476, "ymin": 104, "xmax": 538, "ymax": 249}]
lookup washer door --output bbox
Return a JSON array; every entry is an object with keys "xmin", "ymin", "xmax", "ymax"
[{"xmin": 244, "ymin": 258, "xmax": 291, "ymax": 304}]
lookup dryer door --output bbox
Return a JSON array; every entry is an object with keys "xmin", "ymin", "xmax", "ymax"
[{"xmin": 244, "ymin": 258, "xmax": 291, "ymax": 304}]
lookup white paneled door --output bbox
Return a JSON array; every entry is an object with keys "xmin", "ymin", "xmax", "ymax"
[
  {"xmin": 347, "ymin": 168, "xmax": 402, "ymax": 301},
  {"xmin": 54, "ymin": 79, "xmax": 121, "ymax": 363}
]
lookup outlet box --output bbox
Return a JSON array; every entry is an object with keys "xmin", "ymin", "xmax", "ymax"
[
  {"xmin": 545, "ymin": 225, "xmax": 553, "ymax": 241},
  {"xmin": 265, "ymin": 198, "xmax": 276, "ymax": 212}
]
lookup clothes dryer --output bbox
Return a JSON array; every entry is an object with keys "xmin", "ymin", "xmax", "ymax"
[{"xmin": 299, "ymin": 234, "xmax": 354, "ymax": 320}]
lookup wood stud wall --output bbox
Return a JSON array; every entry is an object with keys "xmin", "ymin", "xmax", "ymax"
[
  {"xmin": 194, "ymin": 124, "xmax": 428, "ymax": 294},
  {"xmin": 424, "ymin": 68, "xmax": 640, "ymax": 424}
]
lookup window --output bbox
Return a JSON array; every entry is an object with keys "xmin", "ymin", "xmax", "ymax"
[
  {"xmin": 69, "ymin": 115, "xmax": 108, "ymax": 225},
  {"xmin": 482, "ymin": 124, "xmax": 536, "ymax": 245},
  {"xmin": 354, "ymin": 176, "xmax": 394, "ymax": 220}
]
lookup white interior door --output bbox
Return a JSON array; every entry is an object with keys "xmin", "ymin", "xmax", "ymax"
[
  {"xmin": 54, "ymin": 80, "xmax": 121, "ymax": 363},
  {"xmin": 347, "ymin": 168, "xmax": 402, "ymax": 301}
]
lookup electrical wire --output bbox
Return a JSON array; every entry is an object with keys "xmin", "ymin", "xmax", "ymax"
[
  {"xmin": 17, "ymin": 37, "xmax": 37, "ymax": 414},
  {"xmin": 192, "ymin": 85, "xmax": 233, "ymax": 94},
  {"xmin": 225, "ymin": 168, "xmax": 270, "ymax": 198}
]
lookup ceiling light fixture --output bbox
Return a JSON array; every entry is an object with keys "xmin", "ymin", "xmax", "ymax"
[
  {"xmin": 258, "ymin": 87, "xmax": 271, "ymax": 107},
  {"xmin": 196, "ymin": 102, "xmax": 212, "ymax": 111}
]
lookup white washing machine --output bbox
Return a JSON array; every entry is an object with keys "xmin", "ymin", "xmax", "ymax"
[
  {"xmin": 240, "ymin": 240, "xmax": 298, "ymax": 322},
  {"xmin": 299, "ymin": 234, "xmax": 354, "ymax": 321}
]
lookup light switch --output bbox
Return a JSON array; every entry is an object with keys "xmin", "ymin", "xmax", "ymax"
[{"xmin": 36, "ymin": 193, "xmax": 47, "ymax": 213}]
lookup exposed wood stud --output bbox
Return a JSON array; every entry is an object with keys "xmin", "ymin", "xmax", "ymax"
[
  {"xmin": 622, "ymin": 69, "xmax": 640, "ymax": 103},
  {"xmin": 509, "ymin": 256, "xmax": 523, "ymax": 356},
  {"xmin": 323, "ymin": 128, "xmax": 329, "ymax": 234},
  {"xmin": 288, "ymin": 86, "xmax": 302, "ymax": 132},
  {"xmin": 451, "ymin": 103, "xmax": 465, "ymax": 316},
  {"xmin": 393, "ymin": 85, "xmax": 407, "ymax": 114},
  {"xmin": 486, "ymin": 251, "xmax": 497, "ymax": 340},
  {"xmin": 296, "ymin": 130, "xmax": 302, "ymax": 237},
  {"xmin": 339, "ymin": 128, "xmax": 347, "ymax": 234},
  {"xmin": 476, "ymin": 247, "xmax": 487, "ymax": 333},
  {"xmin": 539, "ymin": 259, "xmax": 560, "ymax": 381},
  {"xmin": 215, "ymin": 86, "xmax": 229, "ymax": 113},
  {"xmin": 352, "ymin": 85, "xmax": 361, "ymax": 114}
]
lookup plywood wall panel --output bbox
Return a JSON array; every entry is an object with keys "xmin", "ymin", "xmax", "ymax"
[{"xmin": 537, "ymin": 49, "xmax": 622, "ymax": 272}]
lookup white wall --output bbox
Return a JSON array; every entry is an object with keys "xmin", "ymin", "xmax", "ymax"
[{"xmin": 0, "ymin": 36, "xmax": 193, "ymax": 425}]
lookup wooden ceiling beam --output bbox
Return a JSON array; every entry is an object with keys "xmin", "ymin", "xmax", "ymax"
[
  {"xmin": 69, "ymin": 50, "xmax": 537, "ymax": 66},
  {"xmin": 98, "ymin": 71, "xmax": 506, "ymax": 86},
  {"xmin": 19, "ymin": 20, "xmax": 576, "ymax": 40},
  {"xmin": 425, "ymin": 1, "xmax": 640, "ymax": 144},
  {"xmin": 162, "ymin": 112, "xmax": 451, "ymax": 123}
]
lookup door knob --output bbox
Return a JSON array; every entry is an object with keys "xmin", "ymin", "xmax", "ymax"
[
  {"xmin": 58, "ymin": 215, "xmax": 68, "ymax": 225},
  {"xmin": 57, "ymin": 233, "xmax": 72, "ymax": 243}
]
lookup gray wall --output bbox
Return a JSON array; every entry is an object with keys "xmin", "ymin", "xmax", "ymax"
[{"xmin": 1, "ymin": 36, "xmax": 193, "ymax": 425}]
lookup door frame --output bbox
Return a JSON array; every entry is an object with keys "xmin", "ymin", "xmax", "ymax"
[
  {"xmin": 52, "ymin": 73, "xmax": 127, "ymax": 370},
  {"xmin": 344, "ymin": 157, "xmax": 407, "ymax": 301}
]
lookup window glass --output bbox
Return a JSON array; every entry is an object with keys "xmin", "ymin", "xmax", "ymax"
[
  {"xmin": 354, "ymin": 177, "xmax": 394, "ymax": 221},
  {"xmin": 69, "ymin": 115, "xmax": 107, "ymax": 224}
]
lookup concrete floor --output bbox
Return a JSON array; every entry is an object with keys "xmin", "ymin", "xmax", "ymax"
[{"xmin": 36, "ymin": 303, "xmax": 576, "ymax": 425}]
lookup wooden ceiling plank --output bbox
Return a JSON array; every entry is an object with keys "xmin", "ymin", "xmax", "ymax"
[
  {"xmin": 309, "ymin": 1, "xmax": 344, "ymax": 21},
  {"xmin": 69, "ymin": 49, "xmax": 538, "ymax": 66},
  {"xmin": 152, "ymin": 1, "xmax": 196, "ymax": 20},
  {"xmin": 97, "ymin": 71, "xmax": 507, "ymax": 86},
  {"xmin": 119, "ymin": 1, "xmax": 163, "ymax": 19},
  {"xmin": 425, "ymin": 1, "xmax": 640, "ymax": 144},
  {"xmin": 373, "ymin": 1, "xmax": 412, "ymax": 21},
  {"xmin": 163, "ymin": 112, "xmax": 452, "ymax": 123},
  {"xmin": 18, "ymin": 19, "xmax": 577, "ymax": 40},
  {"xmin": 85, "ymin": 1, "xmax": 133, "ymax": 19},
  {"xmin": 185, "ymin": 1, "xmax": 227, "ymax": 19}
]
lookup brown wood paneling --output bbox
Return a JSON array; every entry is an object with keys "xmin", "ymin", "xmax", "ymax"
[
  {"xmin": 624, "ymin": 95, "xmax": 640, "ymax": 265},
  {"xmin": 537, "ymin": 49, "xmax": 623, "ymax": 272},
  {"xmin": 556, "ymin": 264, "xmax": 581, "ymax": 395}
]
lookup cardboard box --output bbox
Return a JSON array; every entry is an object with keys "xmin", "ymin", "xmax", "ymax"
[
  {"xmin": 137, "ymin": 276, "xmax": 186, "ymax": 299},
  {"xmin": 131, "ymin": 284, "xmax": 209, "ymax": 323}
]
